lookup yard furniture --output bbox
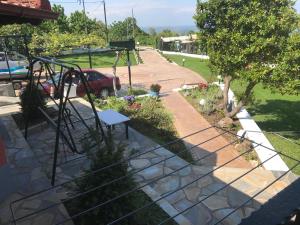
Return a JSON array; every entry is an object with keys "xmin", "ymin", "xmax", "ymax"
[{"xmin": 96, "ymin": 109, "xmax": 130, "ymax": 139}]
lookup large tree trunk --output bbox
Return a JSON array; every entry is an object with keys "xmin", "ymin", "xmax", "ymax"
[
  {"xmin": 226, "ymin": 81, "xmax": 256, "ymax": 118},
  {"xmin": 223, "ymin": 75, "xmax": 232, "ymax": 114}
]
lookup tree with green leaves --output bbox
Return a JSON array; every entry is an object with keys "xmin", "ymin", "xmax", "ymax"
[
  {"xmin": 0, "ymin": 23, "xmax": 34, "ymax": 36},
  {"xmin": 194, "ymin": 0, "xmax": 299, "ymax": 118},
  {"xmin": 110, "ymin": 17, "xmax": 146, "ymax": 41},
  {"xmin": 38, "ymin": 4, "xmax": 70, "ymax": 33},
  {"xmin": 272, "ymin": 31, "xmax": 300, "ymax": 95},
  {"xmin": 69, "ymin": 10, "xmax": 105, "ymax": 36}
]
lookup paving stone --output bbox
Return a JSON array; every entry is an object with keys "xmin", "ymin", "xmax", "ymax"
[
  {"xmin": 138, "ymin": 166, "xmax": 164, "ymax": 180},
  {"xmin": 32, "ymin": 213, "xmax": 55, "ymax": 225},
  {"xmin": 140, "ymin": 152, "xmax": 159, "ymax": 159},
  {"xmin": 30, "ymin": 168, "xmax": 45, "ymax": 181},
  {"xmin": 154, "ymin": 176, "xmax": 180, "ymax": 194},
  {"xmin": 192, "ymin": 166, "xmax": 212, "ymax": 175},
  {"xmin": 130, "ymin": 159, "xmax": 151, "ymax": 169},
  {"xmin": 201, "ymin": 181, "xmax": 227, "ymax": 197},
  {"xmin": 213, "ymin": 208, "xmax": 243, "ymax": 225},
  {"xmin": 184, "ymin": 203, "xmax": 213, "ymax": 225},
  {"xmin": 174, "ymin": 199, "xmax": 193, "ymax": 212},
  {"xmin": 164, "ymin": 166, "xmax": 174, "ymax": 175},
  {"xmin": 22, "ymin": 199, "xmax": 42, "ymax": 210},
  {"xmin": 184, "ymin": 187, "xmax": 201, "ymax": 202},
  {"xmin": 164, "ymin": 190, "xmax": 186, "ymax": 204},
  {"xmin": 199, "ymin": 195, "xmax": 229, "ymax": 211},
  {"xmin": 197, "ymin": 175, "xmax": 213, "ymax": 188},
  {"xmin": 181, "ymin": 175, "xmax": 199, "ymax": 188},
  {"xmin": 253, "ymin": 191, "xmax": 274, "ymax": 204},
  {"xmin": 154, "ymin": 148, "xmax": 174, "ymax": 157},
  {"xmin": 149, "ymin": 157, "xmax": 164, "ymax": 165},
  {"xmin": 14, "ymin": 208, "xmax": 35, "ymax": 219},
  {"xmin": 133, "ymin": 175, "xmax": 145, "ymax": 183},
  {"xmin": 178, "ymin": 166, "xmax": 192, "ymax": 176},
  {"xmin": 243, "ymin": 207, "xmax": 256, "ymax": 218},
  {"xmin": 15, "ymin": 150, "xmax": 34, "ymax": 161},
  {"xmin": 228, "ymin": 187, "xmax": 251, "ymax": 207},
  {"xmin": 165, "ymin": 157, "xmax": 189, "ymax": 170},
  {"xmin": 128, "ymin": 141, "xmax": 141, "ymax": 150}
]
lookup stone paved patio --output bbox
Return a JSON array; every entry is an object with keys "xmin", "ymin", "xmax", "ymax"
[
  {"xmin": 0, "ymin": 98, "xmax": 298, "ymax": 225},
  {"xmin": 0, "ymin": 115, "xmax": 72, "ymax": 225}
]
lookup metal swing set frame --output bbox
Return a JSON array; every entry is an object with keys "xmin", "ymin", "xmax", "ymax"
[{"xmin": 24, "ymin": 56, "xmax": 107, "ymax": 186}]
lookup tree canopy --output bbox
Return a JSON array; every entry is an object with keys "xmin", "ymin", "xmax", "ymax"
[
  {"xmin": 109, "ymin": 17, "xmax": 146, "ymax": 41},
  {"xmin": 194, "ymin": 0, "xmax": 300, "ymax": 117}
]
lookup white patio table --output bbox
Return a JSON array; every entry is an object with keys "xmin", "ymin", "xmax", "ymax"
[{"xmin": 96, "ymin": 109, "xmax": 130, "ymax": 139}]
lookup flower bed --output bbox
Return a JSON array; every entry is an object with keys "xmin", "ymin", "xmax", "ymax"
[{"xmin": 180, "ymin": 84, "xmax": 258, "ymax": 162}]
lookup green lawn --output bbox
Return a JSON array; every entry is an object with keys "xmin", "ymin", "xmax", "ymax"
[
  {"xmin": 58, "ymin": 52, "xmax": 137, "ymax": 68},
  {"xmin": 164, "ymin": 54, "xmax": 215, "ymax": 82},
  {"xmin": 165, "ymin": 54, "xmax": 300, "ymax": 174}
]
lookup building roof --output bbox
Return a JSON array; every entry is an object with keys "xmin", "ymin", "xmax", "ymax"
[
  {"xmin": 161, "ymin": 34, "xmax": 197, "ymax": 43},
  {"xmin": 0, "ymin": 0, "xmax": 58, "ymax": 25}
]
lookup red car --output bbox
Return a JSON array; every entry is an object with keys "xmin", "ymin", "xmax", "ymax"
[{"xmin": 40, "ymin": 69, "xmax": 121, "ymax": 98}]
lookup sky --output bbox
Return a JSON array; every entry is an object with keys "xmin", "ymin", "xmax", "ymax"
[{"xmin": 50, "ymin": 0, "xmax": 300, "ymax": 28}]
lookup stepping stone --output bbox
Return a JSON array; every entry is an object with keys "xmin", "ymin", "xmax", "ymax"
[
  {"xmin": 199, "ymin": 195, "xmax": 229, "ymax": 211},
  {"xmin": 0, "ymin": 165, "xmax": 20, "ymax": 201},
  {"xmin": 184, "ymin": 187, "xmax": 201, "ymax": 202},
  {"xmin": 138, "ymin": 166, "xmax": 163, "ymax": 180},
  {"xmin": 155, "ymin": 176, "xmax": 180, "ymax": 194},
  {"xmin": 130, "ymin": 159, "xmax": 151, "ymax": 169}
]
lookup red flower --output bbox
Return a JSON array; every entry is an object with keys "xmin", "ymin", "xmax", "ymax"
[{"xmin": 198, "ymin": 82, "xmax": 208, "ymax": 90}]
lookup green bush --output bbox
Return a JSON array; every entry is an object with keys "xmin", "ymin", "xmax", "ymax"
[
  {"xmin": 186, "ymin": 85, "xmax": 223, "ymax": 115},
  {"xmin": 20, "ymin": 84, "xmax": 46, "ymax": 120},
  {"xmin": 127, "ymin": 88, "xmax": 148, "ymax": 96},
  {"xmin": 66, "ymin": 131, "xmax": 177, "ymax": 225},
  {"xmin": 102, "ymin": 96, "xmax": 128, "ymax": 112}
]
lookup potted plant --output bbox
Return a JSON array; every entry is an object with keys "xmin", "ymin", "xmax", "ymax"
[{"xmin": 149, "ymin": 84, "xmax": 161, "ymax": 97}]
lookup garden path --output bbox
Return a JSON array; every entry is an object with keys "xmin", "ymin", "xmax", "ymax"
[{"xmin": 98, "ymin": 48, "xmax": 250, "ymax": 168}]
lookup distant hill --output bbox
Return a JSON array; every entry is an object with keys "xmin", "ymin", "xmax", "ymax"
[{"xmin": 142, "ymin": 25, "xmax": 198, "ymax": 35}]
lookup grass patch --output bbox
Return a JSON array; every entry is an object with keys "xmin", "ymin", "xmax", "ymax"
[
  {"xmin": 170, "ymin": 55, "xmax": 300, "ymax": 174},
  {"xmin": 163, "ymin": 54, "xmax": 215, "ymax": 82},
  {"xmin": 265, "ymin": 132, "xmax": 300, "ymax": 175},
  {"xmin": 58, "ymin": 52, "xmax": 136, "ymax": 68},
  {"xmin": 127, "ymin": 87, "xmax": 148, "ymax": 96}
]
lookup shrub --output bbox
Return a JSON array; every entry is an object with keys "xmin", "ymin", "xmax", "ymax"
[
  {"xmin": 127, "ymin": 88, "xmax": 148, "ymax": 96},
  {"xmin": 186, "ymin": 84, "xmax": 223, "ymax": 115},
  {"xmin": 150, "ymin": 84, "xmax": 161, "ymax": 93},
  {"xmin": 66, "ymin": 131, "xmax": 177, "ymax": 225},
  {"xmin": 20, "ymin": 83, "xmax": 46, "ymax": 120},
  {"xmin": 200, "ymin": 100, "xmax": 216, "ymax": 115},
  {"xmin": 102, "ymin": 96, "xmax": 127, "ymax": 112}
]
